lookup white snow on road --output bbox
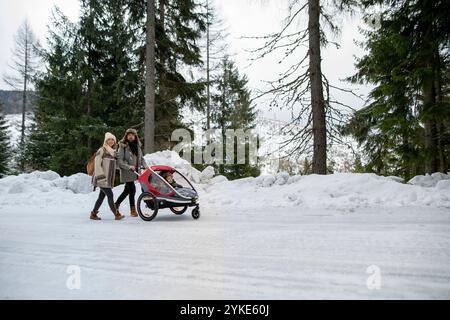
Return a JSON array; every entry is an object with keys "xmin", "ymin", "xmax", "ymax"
[{"xmin": 0, "ymin": 151, "xmax": 449, "ymax": 299}]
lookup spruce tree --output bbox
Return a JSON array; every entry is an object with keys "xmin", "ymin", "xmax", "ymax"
[
  {"xmin": 28, "ymin": 2, "xmax": 139, "ymax": 176},
  {"xmin": 129, "ymin": 0, "xmax": 207, "ymax": 149},
  {"xmin": 28, "ymin": 0, "xmax": 208, "ymax": 175},
  {"xmin": 3, "ymin": 20, "xmax": 40, "ymax": 163},
  {"xmin": 26, "ymin": 9, "xmax": 80, "ymax": 173},
  {"xmin": 344, "ymin": 0, "xmax": 450, "ymax": 179},
  {"xmin": 212, "ymin": 57, "xmax": 260, "ymax": 179},
  {"xmin": 202, "ymin": 0, "xmax": 229, "ymax": 130},
  {"xmin": 343, "ymin": 19, "xmax": 423, "ymax": 178}
]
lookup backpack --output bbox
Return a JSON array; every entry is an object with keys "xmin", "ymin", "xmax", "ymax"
[
  {"xmin": 86, "ymin": 153, "xmax": 96, "ymax": 176},
  {"xmin": 87, "ymin": 148, "xmax": 109, "ymax": 176}
]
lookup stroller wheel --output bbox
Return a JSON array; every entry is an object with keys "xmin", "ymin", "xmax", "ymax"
[
  {"xmin": 137, "ymin": 192, "xmax": 159, "ymax": 221},
  {"xmin": 191, "ymin": 207, "xmax": 200, "ymax": 220},
  {"xmin": 170, "ymin": 206, "xmax": 188, "ymax": 215}
]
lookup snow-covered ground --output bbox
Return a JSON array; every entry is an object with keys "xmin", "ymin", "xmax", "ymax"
[{"xmin": 0, "ymin": 151, "xmax": 450, "ymax": 299}]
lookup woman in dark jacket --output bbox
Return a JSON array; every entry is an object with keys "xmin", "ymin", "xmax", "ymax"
[{"xmin": 115, "ymin": 128, "xmax": 147, "ymax": 217}]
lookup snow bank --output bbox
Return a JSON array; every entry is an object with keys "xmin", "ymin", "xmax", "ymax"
[
  {"xmin": 1, "ymin": 149, "xmax": 449, "ymax": 211},
  {"xmin": 144, "ymin": 150, "xmax": 216, "ymax": 184},
  {"xmin": 0, "ymin": 150, "xmax": 218, "ymax": 208},
  {"xmin": 0, "ymin": 170, "xmax": 92, "ymax": 197},
  {"xmin": 204, "ymin": 172, "xmax": 450, "ymax": 210},
  {"xmin": 436, "ymin": 180, "xmax": 450, "ymax": 191},
  {"xmin": 51, "ymin": 173, "xmax": 93, "ymax": 194},
  {"xmin": 408, "ymin": 172, "xmax": 450, "ymax": 188}
]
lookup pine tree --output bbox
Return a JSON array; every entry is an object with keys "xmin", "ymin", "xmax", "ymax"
[
  {"xmin": 28, "ymin": 0, "xmax": 208, "ymax": 175},
  {"xmin": 28, "ymin": 2, "xmax": 140, "ymax": 176},
  {"xmin": 0, "ymin": 104, "xmax": 11, "ymax": 177},
  {"xmin": 145, "ymin": 0, "xmax": 156, "ymax": 154},
  {"xmin": 202, "ymin": 0, "xmax": 229, "ymax": 130},
  {"xmin": 158, "ymin": 0, "xmax": 207, "ymax": 147},
  {"xmin": 344, "ymin": 0, "xmax": 450, "ymax": 179},
  {"xmin": 129, "ymin": 0, "xmax": 207, "ymax": 149},
  {"xmin": 26, "ymin": 9, "xmax": 80, "ymax": 173},
  {"xmin": 212, "ymin": 57, "xmax": 260, "ymax": 179},
  {"xmin": 343, "ymin": 17, "xmax": 423, "ymax": 178},
  {"xmin": 3, "ymin": 20, "xmax": 40, "ymax": 171},
  {"xmin": 93, "ymin": 0, "xmax": 142, "ymax": 132}
]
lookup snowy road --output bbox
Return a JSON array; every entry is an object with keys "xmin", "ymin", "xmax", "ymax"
[{"xmin": 1, "ymin": 201, "xmax": 449, "ymax": 299}]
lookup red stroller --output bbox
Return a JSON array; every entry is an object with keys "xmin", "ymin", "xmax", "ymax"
[{"xmin": 136, "ymin": 165, "xmax": 200, "ymax": 221}]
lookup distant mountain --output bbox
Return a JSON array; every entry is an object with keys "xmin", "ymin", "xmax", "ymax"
[{"xmin": 0, "ymin": 90, "xmax": 35, "ymax": 114}]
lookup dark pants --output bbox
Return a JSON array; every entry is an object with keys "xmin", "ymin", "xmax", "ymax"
[
  {"xmin": 115, "ymin": 181, "xmax": 136, "ymax": 208},
  {"xmin": 93, "ymin": 188, "xmax": 116, "ymax": 214}
]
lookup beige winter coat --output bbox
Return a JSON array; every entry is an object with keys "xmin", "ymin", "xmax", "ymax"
[{"xmin": 92, "ymin": 147, "xmax": 117, "ymax": 189}]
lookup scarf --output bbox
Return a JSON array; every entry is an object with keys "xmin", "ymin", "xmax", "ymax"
[{"xmin": 103, "ymin": 144, "xmax": 116, "ymax": 157}]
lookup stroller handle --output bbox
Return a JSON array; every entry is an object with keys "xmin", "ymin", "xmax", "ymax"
[{"xmin": 132, "ymin": 165, "xmax": 148, "ymax": 177}]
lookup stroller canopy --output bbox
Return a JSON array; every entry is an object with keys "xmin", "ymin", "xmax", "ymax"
[{"xmin": 150, "ymin": 165, "xmax": 175, "ymax": 173}]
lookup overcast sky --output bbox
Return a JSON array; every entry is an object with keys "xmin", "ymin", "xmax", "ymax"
[{"xmin": 0, "ymin": 0, "xmax": 371, "ymax": 121}]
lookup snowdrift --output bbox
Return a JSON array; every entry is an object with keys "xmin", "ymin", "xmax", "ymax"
[
  {"xmin": 1, "ymin": 150, "xmax": 449, "ymax": 210},
  {"xmin": 408, "ymin": 172, "xmax": 450, "ymax": 188},
  {"xmin": 143, "ymin": 150, "xmax": 217, "ymax": 184},
  {"xmin": 203, "ymin": 172, "xmax": 450, "ymax": 211},
  {"xmin": 0, "ymin": 170, "xmax": 92, "ymax": 195}
]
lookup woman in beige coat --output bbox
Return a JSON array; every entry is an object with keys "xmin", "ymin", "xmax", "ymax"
[{"xmin": 90, "ymin": 132, "xmax": 125, "ymax": 221}]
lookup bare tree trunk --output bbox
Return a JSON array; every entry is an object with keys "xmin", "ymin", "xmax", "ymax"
[
  {"xmin": 437, "ymin": 122, "xmax": 446, "ymax": 172},
  {"xmin": 219, "ymin": 60, "xmax": 228, "ymax": 175},
  {"xmin": 144, "ymin": 0, "xmax": 156, "ymax": 154},
  {"xmin": 21, "ymin": 29, "xmax": 28, "ymax": 149},
  {"xmin": 206, "ymin": 0, "xmax": 211, "ymax": 130},
  {"xmin": 434, "ymin": 54, "xmax": 447, "ymax": 173},
  {"xmin": 159, "ymin": 0, "xmax": 166, "ymax": 102},
  {"xmin": 424, "ymin": 120, "xmax": 438, "ymax": 174},
  {"xmin": 86, "ymin": 36, "xmax": 92, "ymax": 152},
  {"xmin": 423, "ymin": 68, "xmax": 438, "ymax": 174},
  {"xmin": 86, "ymin": 76, "xmax": 92, "ymax": 151},
  {"xmin": 19, "ymin": 28, "xmax": 29, "ymax": 171},
  {"xmin": 308, "ymin": 0, "xmax": 327, "ymax": 174}
]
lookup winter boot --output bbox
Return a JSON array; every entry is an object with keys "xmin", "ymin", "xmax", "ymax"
[
  {"xmin": 90, "ymin": 211, "xmax": 101, "ymax": 220},
  {"xmin": 115, "ymin": 210, "xmax": 125, "ymax": 221},
  {"xmin": 130, "ymin": 206, "xmax": 138, "ymax": 217},
  {"xmin": 115, "ymin": 203, "xmax": 124, "ymax": 216}
]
